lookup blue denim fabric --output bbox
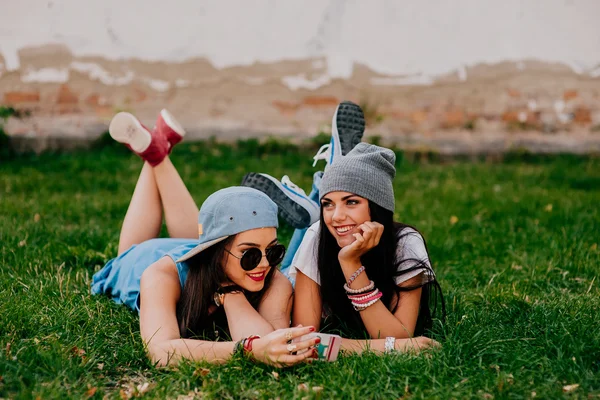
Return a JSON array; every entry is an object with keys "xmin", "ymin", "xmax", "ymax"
[
  {"xmin": 91, "ymin": 238, "xmax": 196, "ymax": 312},
  {"xmin": 280, "ymin": 171, "xmax": 323, "ymax": 282}
]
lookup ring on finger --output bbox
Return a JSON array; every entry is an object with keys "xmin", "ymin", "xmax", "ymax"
[
  {"xmin": 286, "ymin": 343, "xmax": 297, "ymax": 353},
  {"xmin": 285, "ymin": 331, "xmax": 293, "ymax": 341}
]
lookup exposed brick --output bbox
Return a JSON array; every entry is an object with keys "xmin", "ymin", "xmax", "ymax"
[
  {"xmin": 441, "ymin": 110, "xmax": 465, "ymax": 128},
  {"xmin": 507, "ymin": 89, "xmax": 521, "ymax": 98},
  {"xmin": 573, "ymin": 107, "xmax": 592, "ymax": 124},
  {"xmin": 134, "ymin": 88, "xmax": 147, "ymax": 103},
  {"xmin": 93, "ymin": 106, "xmax": 113, "ymax": 117},
  {"xmin": 384, "ymin": 110, "xmax": 406, "ymax": 120},
  {"xmin": 502, "ymin": 110, "xmax": 520, "ymax": 123},
  {"xmin": 526, "ymin": 111, "xmax": 541, "ymax": 125},
  {"xmin": 3, "ymin": 91, "xmax": 40, "ymax": 104},
  {"xmin": 57, "ymin": 105, "xmax": 81, "ymax": 115},
  {"xmin": 56, "ymin": 84, "xmax": 78, "ymax": 104},
  {"xmin": 272, "ymin": 100, "xmax": 299, "ymax": 116},
  {"xmin": 85, "ymin": 94, "xmax": 101, "ymax": 106},
  {"xmin": 301, "ymin": 96, "xmax": 339, "ymax": 107},
  {"xmin": 563, "ymin": 90, "xmax": 578, "ymax": 102},
  {"xmin": 410, "ymin": 110, "xmax": 428, "ymax": 125}
]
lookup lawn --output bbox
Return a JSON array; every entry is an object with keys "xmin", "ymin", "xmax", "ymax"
[{"xmin": 0, "ymin": 139, "xmax": 599, "ymax": 399}]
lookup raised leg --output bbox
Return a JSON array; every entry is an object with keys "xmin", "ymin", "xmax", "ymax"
[
  {"xmin": 152, "ymin": 157, "xmax": 199, "ymax": 239},
  {"xmin": 118, "ymin": 162, "xmax": 163, "ymax": 255}
]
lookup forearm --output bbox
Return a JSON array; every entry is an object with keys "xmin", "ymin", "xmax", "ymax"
[
  {"xmin": 356, "ymin": 301, "xmax": 413, "ymax": 338},
  {"xmin": 148, "ymin": 339, "xmax": 236, "ymax": 366},
  {"xmin": 224, "ymin": 293, "xmax": 275, "ymax": 340},
  {"xmin": 292, "ymin": 270, "xmax": 322, "ymax": 330},
  {"xmin": 341, "ymin": 338, "xmax": 385, "ymax": 354},
  {"xmin": 341, "ymin": 337, "xmax": 425, "ymax": 355},
  {"xmin": 340, "ymin": 261, "xmax": 414, "ymax": 338}
]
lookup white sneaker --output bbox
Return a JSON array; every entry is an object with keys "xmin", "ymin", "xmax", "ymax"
[
  {"xmin": 241, "ymin": 173, "xmax": 320, "ymax": 229},
  {"xmin": 312, "ymin": 101, "xmax": 365, "ymax": 167}
]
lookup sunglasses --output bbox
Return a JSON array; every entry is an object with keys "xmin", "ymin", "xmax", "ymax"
[{"xmin": 225, "ymin": 244, "xmax": 286, "ymax": 271}]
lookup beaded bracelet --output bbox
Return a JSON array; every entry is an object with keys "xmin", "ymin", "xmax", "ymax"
[
  {"xmin": 352, "ymin": 294, "xmax": 381, "ymax": 305},
  {"xmin": 353, "ymin": 298, "xmax": 379, "ymax": 311},
  {"xmin": 351, "ymin": 290, "xmax": 382, "ymax": 305},
  {"xmin": 344, "ymin": 280, "xmax": 375, "ymax": 294},
  {"xmin": 347, "ymin": 289, "xmax": 379, "ymax": 301},
  {"xmin": 347, "ymin": 265, "xmax": 366, "ymax": 286},
  {"xmin": 347, "ymin": 289, "xmax": 380, "ymax": 302},
  {"xmin": 352, "ymin": 291, "xmax": 382, "ymax": 311}
]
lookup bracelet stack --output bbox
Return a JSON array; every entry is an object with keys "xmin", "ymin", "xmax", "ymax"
[
  {"xmin": 343, "ymin": 266, "xmax": 382, "ymax": 312},
  {"xmin": 234, "ymin": 335, "xmax": 261, "ymax": 357}
]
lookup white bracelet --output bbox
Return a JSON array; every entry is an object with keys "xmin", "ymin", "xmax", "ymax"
[
  {"xmin": 384, "ymin": 337, "xmax": 396, "ymax": 353},
  {"xmin": 344, "ymin": 280, "xmax": 375, "ymax": 294},
  {"xmin": 352, "ymin": 296, "xmax": 381, "ymax": 311}
]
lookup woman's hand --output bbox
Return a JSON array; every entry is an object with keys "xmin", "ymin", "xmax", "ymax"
[
  {"xmin": 250, "ymin": 325, "xmax": 319, "ymax": 367},
  {"xmin": 338, "ymin": 221, "xmax": 384, "ymax": 264}
]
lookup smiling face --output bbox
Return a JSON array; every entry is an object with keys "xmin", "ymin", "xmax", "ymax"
[
  {"xmin": 320, "ymin": 191, "xmax": 371, "ymax": 248},
  {"xmin": 222, "ymin": 227, "xmax": 279, "ymax": 292}
]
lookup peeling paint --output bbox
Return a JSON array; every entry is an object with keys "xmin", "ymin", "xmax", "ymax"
[
  {"xmin": 21, "ymin": 67, "xmax": 69, "ymax": 83},
  {"xmin": 281, "ymin": 74, "xmax": 331, "ymax": 91},
  {"xmin": 70, "ymin": 61, "xmax": 134, "ymax": 86}
]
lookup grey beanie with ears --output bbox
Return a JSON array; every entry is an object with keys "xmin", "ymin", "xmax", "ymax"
[{"xmin": 319, "ymin": 143, "xmax": 396, "ymax": 212}]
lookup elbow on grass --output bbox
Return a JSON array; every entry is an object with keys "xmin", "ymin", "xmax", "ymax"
[{"xmin": 146, "ymin": 344, "xmax": 175, "ymax": 368}]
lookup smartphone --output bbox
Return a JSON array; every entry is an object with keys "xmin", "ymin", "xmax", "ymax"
[{"xmin": 300, "ymin": 332, "xmax": 342, "ymax": 362}]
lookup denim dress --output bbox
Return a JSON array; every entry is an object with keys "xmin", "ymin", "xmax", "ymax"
[{"xmin": 91, "ymin": 238, "xmax": 197, "ymax": 312}]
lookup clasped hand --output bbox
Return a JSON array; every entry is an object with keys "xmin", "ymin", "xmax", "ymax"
[{"xmin": 337, "ymin": 221, "xmax": 384, "ymax": 264}]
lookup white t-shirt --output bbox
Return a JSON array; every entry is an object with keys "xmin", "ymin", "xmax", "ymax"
[{"xmin": 288, "ymin": 221, "xmax": 435, "ymax": 286}]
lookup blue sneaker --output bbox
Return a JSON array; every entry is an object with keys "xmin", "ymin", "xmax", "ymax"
[
  {"xmin": 313, "ymin": 101, "xmax": 365, "ymax": 167},
  {"xmin": 241, "ymin": 173, "xmax": 320, "ymax": 229}
]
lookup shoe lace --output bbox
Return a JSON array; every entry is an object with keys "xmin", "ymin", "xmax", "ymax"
[
  {"xmin": 312, "ymin": 144, "xmax": 331, "ymax": 167},
  {"xmin": 281, "ymin": 175, "xmax": 308, "ymax": 197}
]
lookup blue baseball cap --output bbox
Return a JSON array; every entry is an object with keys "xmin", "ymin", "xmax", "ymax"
[{"xmin": 176, "ymin": 187, "xmax": 278, "ymax": 262}]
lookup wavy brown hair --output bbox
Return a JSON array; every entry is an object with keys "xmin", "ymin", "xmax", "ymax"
[{"xmin": 176, "ymin": 236, "xmax": 276, "ymax": 338}]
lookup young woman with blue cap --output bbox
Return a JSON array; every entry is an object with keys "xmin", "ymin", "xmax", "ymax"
[{"xmin": 91, "ymin": 111, "xmax": 319, "ymax": 367}]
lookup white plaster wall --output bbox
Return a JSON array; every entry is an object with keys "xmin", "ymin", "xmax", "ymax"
[{"xmin": 1, "ymin": 0, "xmax": 599, "ymax": 78}]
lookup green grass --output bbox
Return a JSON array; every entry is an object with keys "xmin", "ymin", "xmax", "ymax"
[{"xmin": 1, "ymin": 140, "xmax": 599, "ymax": 399}]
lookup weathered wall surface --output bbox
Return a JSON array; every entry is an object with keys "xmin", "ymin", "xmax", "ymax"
[{"xmin": 1, "ymin": 0, "xmax": 600, "ymax": 153}]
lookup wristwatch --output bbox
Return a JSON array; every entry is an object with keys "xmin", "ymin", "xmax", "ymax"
[{"xmin": 213, "ymin": 285, "xmax": 244, "ymax": 307}]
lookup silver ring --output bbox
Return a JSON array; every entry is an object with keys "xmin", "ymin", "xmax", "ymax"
[
  {"xmin": 285, "ymin": 331, "xmax": 293, "ymax": 341},
  {"xmin": 286, "ymin": 343, "xmax": 297, "ymax": 353}
]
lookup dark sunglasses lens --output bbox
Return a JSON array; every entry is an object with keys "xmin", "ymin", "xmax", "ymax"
[
  {"xmin": 241, "ymin": 248, "xmax": 262, "ymax": 271},
  {"xmin": 266, "ymin": 245, "xmax": 286, "ymax": 266}
]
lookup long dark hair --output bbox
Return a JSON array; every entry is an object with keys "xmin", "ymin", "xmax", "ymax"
[
  {"xmin": 176, "ymin": 236, "xmax": 276, "ymax": 338},
  {"xmin": 317, "ymin": 201, "xmax": 445, "ymax": 338}
]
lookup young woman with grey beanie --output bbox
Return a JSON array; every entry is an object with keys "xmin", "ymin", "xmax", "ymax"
[{"xmin": 289, "ymin": 143, "xmax": 445, "ymax": 354}]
